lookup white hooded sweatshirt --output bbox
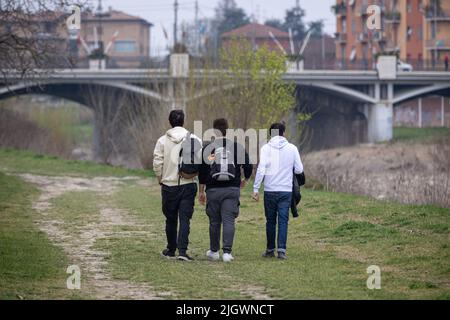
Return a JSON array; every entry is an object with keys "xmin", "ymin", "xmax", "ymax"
[
  {"xmin": 153, "ymin": 126, "xmax": 201, "ymax": 187},
  {"xmin": 253, "ymin": 136, "xmax": 304, "ymax": 193}
]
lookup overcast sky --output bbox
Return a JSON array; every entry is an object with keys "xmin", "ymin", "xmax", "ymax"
[{"xmin": 98, "ymin": 0, "xmax": 336, "ymax": 55}]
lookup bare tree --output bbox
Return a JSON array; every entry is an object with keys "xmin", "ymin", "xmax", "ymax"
[
  {"xmin": 0, "ymin": 0, "xmax": 90, "ymax": 83},
  {"xmin": 86, "ymin": 85, "xmax": 126, "ymax": 165},
  {"xmin": 122, "ymin": 90, "xmax": 170, "ymax": 170}
]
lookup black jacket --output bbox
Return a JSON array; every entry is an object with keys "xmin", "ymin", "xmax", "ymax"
[
  {"xmin": 199, "ymin": 138, "xmax": 253, "ymax": 190},
  {"xmin": 291, "ymin": 172, "xmax": 305, "ymax": 217}
]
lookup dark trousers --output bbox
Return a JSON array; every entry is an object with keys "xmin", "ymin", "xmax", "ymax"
[
  {"xmin": 161, "ymin": 183, "xmax": 197, "ymax": 255},
  {"xmin": 206, "ymin": 187, "xmax": 240, "ymax": 254},
  {"xmin": 264, "ymin": 192, "xmax": 292, "ymax": 253}
]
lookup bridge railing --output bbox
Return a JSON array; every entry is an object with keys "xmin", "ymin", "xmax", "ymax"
[
  {"xmin": 4, "ymin": 55, "xmax": 448, "ymax": 72},
  {"xmin": 305, "ymin": 58, "xmax": 449, "ymax": 72}
]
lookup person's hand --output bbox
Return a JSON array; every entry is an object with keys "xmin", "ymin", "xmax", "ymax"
[
  {"xmin": 157, "ymin": 176, "xmax": 162, "ymax": 186},
  {"xmin": 252, "ymin": 192, "xmax": 259, "ymax": 202},
  {"xmin": 199, "ymin": 192, "xmax": 206, "ymax": 206},
  {"xmin": 240, "ymin": 179, "xmax": 248, "ymax": 189}
]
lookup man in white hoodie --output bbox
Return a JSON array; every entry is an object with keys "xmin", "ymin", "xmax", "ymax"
[
  {"xmin": 252, "ymin": 122, "xmax": 304, "ymax": 260},
  {"xmin": 153, "ymin": 110, "xmax": 201, "ymax": 261}
]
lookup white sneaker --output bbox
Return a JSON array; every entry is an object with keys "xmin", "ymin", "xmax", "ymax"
[
  {"xmin": 206, "ymin": 250, "xmax": 220, "ymax": 261},
  {"xmin": 223, "ymin": 253, "xmax": 234, "ymax": 263}
]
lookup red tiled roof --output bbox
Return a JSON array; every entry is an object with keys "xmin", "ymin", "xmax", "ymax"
[
  {"xmin": 82, "ymin": 10, "xmax": 153, "ymax": 26},
  {"xmin": 221, "ymin": 23, "xmax": 289, "ymax": 39}
]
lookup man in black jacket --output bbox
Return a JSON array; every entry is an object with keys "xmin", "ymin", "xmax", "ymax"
[{"xmin": 198, "ymin": 119, "xmax": 253, "ymax": 263}]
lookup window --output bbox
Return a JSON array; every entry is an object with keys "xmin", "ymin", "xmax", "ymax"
[
  {"xmin": 342, "ymin": 18, "xmax": 347, "ymax": 33},
  {"xmin": 114, "ymin": 41, "xmax": 136, "ymax": 53},
  {"xmin": 431, "ymin": 23, "xmax": 436, "ymax": 39},
  {"xmin": 418, "ymin": 26, "xmax": 423, "ymax": 40},
  {"xmin": 352, "ymin": 20, "xmax": 356, "ymax": 33},
  {"xmin": 407, "ymin": 0, "xmax": 412, "ymax": 12},
  {"xmin": 407, "ymin": 26, "xmax": 413, "ymax": 41}
]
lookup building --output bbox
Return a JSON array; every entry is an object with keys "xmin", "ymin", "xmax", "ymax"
[
  {"xmin": 423, "ymin": 0, "xmax": 450, "ymax": 67},
  {"xmin": 221, "ymin": 23, "xmax": 335, "ymax": 68},
  {"xmin": 334, "ymin": 0, "xmax": 381, "ymax": 69},
  {"xmin": 334, "ymin": 0, "xmax": 425, "ymax": 69},
  {"xmin": 78, "ymin": 7, "xmax": 153, "ymax": 68},
  {"xmin": 0, "ymin": 10, "xmax": 71, "ymax": 68},
  {"xmin": 221, "ymin": 23, "xmax": 291, "ymax": 54},
  {"xmin": 384, "ymin": 0, "xmax": 424, "ymax": 67},
  {"xmin": 334, "ymin": 0, "xmax": 450, "ymax": 70}
]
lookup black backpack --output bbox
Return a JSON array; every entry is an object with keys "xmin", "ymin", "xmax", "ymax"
[
  {"xmin": 209, "ymin": 139, "xmax": 236, "ymax": 182},
  {"xmin": 178, "ymin": 132, "xmax": 202, "ymax": 181}
]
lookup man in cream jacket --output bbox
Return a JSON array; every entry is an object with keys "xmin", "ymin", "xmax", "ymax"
[
  {"xmin": 153, "ymin": 110, "xmax": 201, "ymax": 261},
  {"xmin": 252, "ymin": 122, "xmax": 304, "ymax": 260}
]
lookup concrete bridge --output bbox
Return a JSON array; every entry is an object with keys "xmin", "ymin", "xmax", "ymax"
[{"xmin": 1, "ymin": 65, "xmax": 449, "ymax": 153}]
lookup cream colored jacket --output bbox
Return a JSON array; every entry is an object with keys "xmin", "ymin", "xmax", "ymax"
[{"xmin": 153, "ymin": 127, "xmax": 201, "ymax": 187}]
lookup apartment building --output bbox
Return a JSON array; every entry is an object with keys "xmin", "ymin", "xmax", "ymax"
[
  {"xmin": 335, "ymin": 0, "xmax": 450, "ymax": 69},
  {"xmin": 384, "ymin": 0, "xmax": 424, "ymax": 64},
  {"xmin": 423, "ymin": 0, "xmax": 450, "ymax": 66},
  {"xmin": 334, "ymin": 0, "xmax": 384, "ymax": 69}
]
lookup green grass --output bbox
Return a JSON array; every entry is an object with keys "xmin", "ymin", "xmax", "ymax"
[
  {"xmin": 393, "ymin": 127, "xmax": 450, "ymax": 142},
  {"xmin": 0, "ymin": 148, "xmax": 151, "ymax": 178},
  {"xmin": 90, "ymin": 183, "xmax": 450, "ymax": 300},
  {"xmin": 0, "ymin": 173, "xmax": 87, "ymax": 299},
  {"xmin": 1, "ymin": 148, "xmax": 449, "ymax": 299}
]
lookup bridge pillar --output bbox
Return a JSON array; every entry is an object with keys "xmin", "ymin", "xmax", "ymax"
[
  {"xmin": 367, "ymin": 83, "xmax": 394, "ymax": 143},
  {"xmin": 167, "ymin": 79, "xmax": 187, "ymax": 111},
  {"xmin": 367, "ymin": 102, "xmax": 393, "ymax": 143},
  {"xmin": 169, "ymin": 54, "xmax": 189, "ymax": 111}
]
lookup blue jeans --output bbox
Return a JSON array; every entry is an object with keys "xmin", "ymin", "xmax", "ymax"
[{"xmin": 264, "ymin": 192, "xmax": 292, "ymax": 253}]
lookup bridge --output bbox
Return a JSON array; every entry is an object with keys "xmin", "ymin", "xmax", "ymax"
[{"xmin": 1, "ymin": 64, "xmax": 449, "ymax": 155}]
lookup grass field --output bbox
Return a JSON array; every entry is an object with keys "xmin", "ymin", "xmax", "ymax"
[
  {"xmin": 393, "ymin": 127, "xmax": 450, "ymax": 142},
  {"xmin": 0, "ymin": 149, "xmax": 449, "ymax": 300},
  {"xmin": 0, "ymin": 148, "xmax": 149, "ymax": 178},
  {"xmin": 0, "ymin": 173, "xmax": 86, "ymax": 299}
]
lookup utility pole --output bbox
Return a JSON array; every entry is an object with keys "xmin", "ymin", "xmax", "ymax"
[
  {"xmin": 96, "ymin": 0, "xmax": 104, "ymax": 70},
  {"xmin": 195, "ymin": 0, "xmax": 199, "ymax": 54},
  {"xmin": 174, "ymin": 0, "xmax": 179, "ymax": 48}
]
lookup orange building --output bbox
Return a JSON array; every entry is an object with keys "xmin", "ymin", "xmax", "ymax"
[
  {"xmin": 423, "ymin": 0, "xmax": 450, "ymax": 68},
  {"xmin": 384, "ymin": 0, "xmax": 424, "ymax": 64},
  {"xmin": 334, "ymin": 0, "xmax": 449, "ymax": 128},
  {"xmin": 334, "ymin": 0, "xmax": 427, "ymax": 69}
]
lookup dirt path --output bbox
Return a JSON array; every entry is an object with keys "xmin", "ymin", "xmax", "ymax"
[
  {"xmin": 18, "ymin": 174, "xmax": 170, "ymax": 300},
  {"xmin": 17, "ymin": 173, "xmax": 274, "ymax": 300}
]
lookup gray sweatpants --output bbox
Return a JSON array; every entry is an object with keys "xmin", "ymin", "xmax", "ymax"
[{"xmin": 206, "ymin": 187, "xmax": 240, "ymax": 254}]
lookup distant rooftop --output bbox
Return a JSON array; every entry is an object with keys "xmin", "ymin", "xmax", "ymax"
[
  {"xmin": 221, "ymin": 23, "xmax": 289, "ymax": 39},
  {"xmin": 82, "ymin": 8, "xmax": 153, "ymax": 27}
]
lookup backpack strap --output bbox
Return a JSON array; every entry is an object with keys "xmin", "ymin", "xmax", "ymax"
[{"xmin": 178, "ymin": 131, "xmax": 191, "ymax": 186}]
